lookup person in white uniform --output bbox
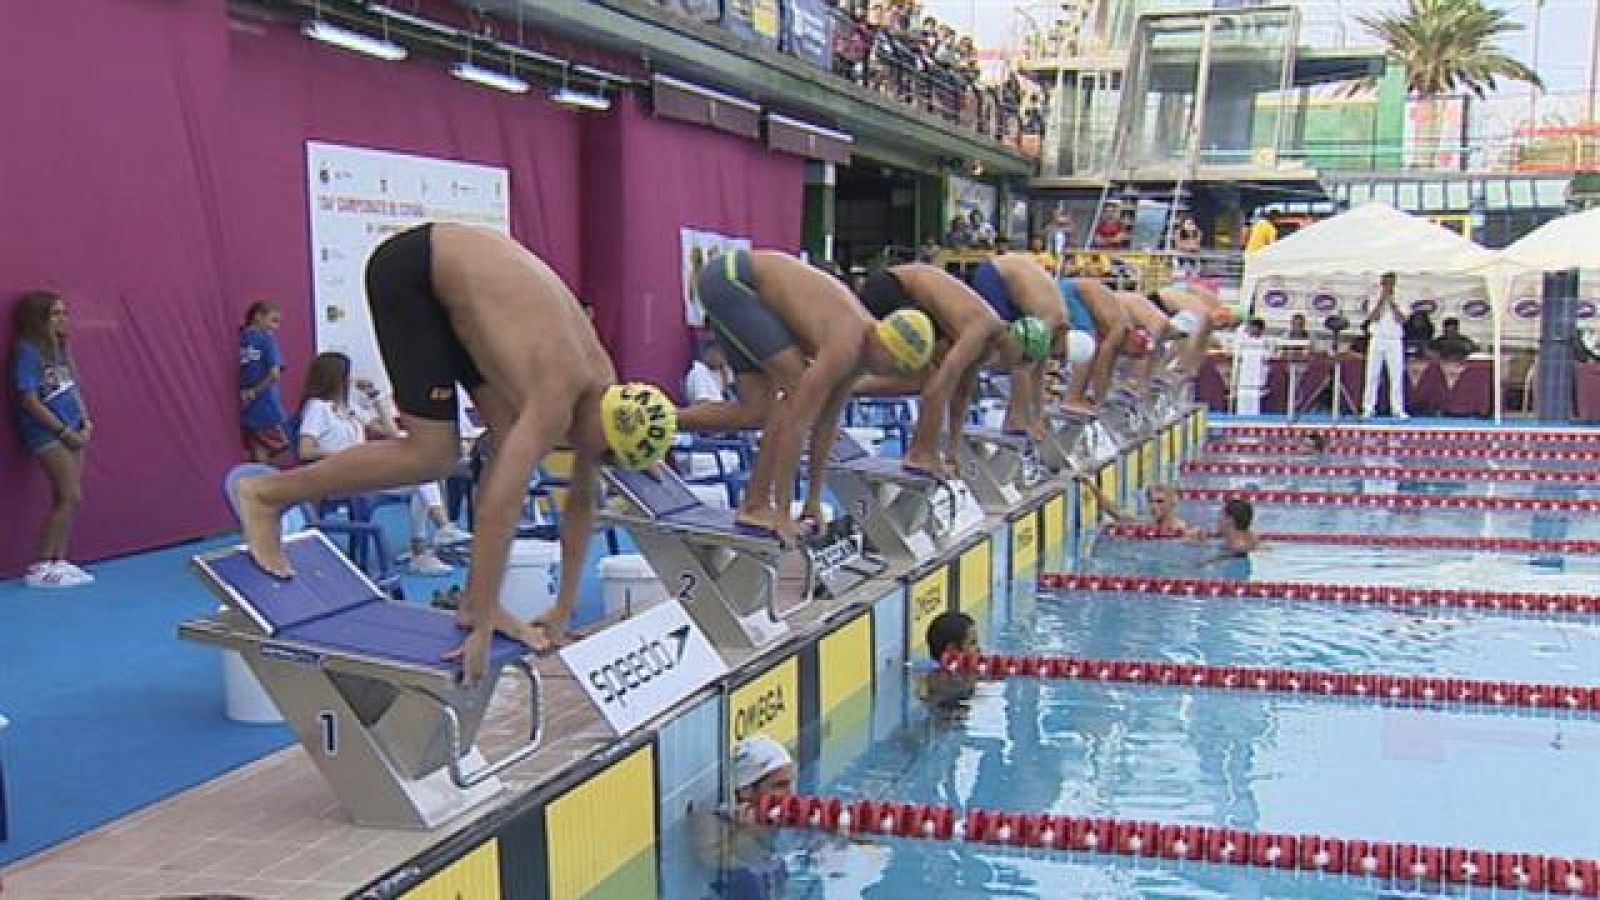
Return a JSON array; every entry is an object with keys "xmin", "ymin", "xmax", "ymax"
[{"xmin": 1361, "ymin": 272, "xmax": 1409, "ymax": 420}]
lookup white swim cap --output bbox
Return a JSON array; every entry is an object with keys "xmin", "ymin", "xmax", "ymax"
[
  {"xmin": 731, "ymin": 734, "xmax": 793, "ymax": 791},
  {"xmin": 1064, "ymin": 330, "xmax": 1097, "ymax": 364},
  {"xmin": 1170, "ymin": 309, "xmax": 1204, "ymax": 338}
]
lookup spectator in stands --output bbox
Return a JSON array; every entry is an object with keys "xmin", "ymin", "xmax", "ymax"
[
  {"xmin": 1244, "ymin": 211, "xmax": 1279, "ymax": 253},
  {"xmin": 1174, "ymin": 217, "xmax": 1203, "ymax": 254},
  {"xmin": 968, "ymin": 210, "xmax": 996, "ymax": 248},
  {"xmin": 685, "ymin": 340, "xmax": 735, "ymax": 405},
  {"xmin": 1403, "ymin": 309, "xmax": 1435, "ymax": 357},
  {"xmin": 943, "ymin": 215, "xmax": 973, "ymax": 248},
  {"xmin": 918, "ymin": 234, "xmax": 943, "ymax": 262},
  {"xmin": 296, "ymin": 352, "xmax": 470, "ymax": 576},
  {"xmin": 1431, "ymin": 317, "xmax": 1478, "ymax": 362},
  {"xmin": 1093, "ymin": 204, "xmax": 1129, "ymax": 249},
  {"xmin": 239, "ymin": 301, "xmax": 290, "ymax": 464},
  {"xmin": 1286, "ymin": 313, "xmax": 1311, "ymax": 343},
  {"xmin": 1046, "ymin": 208, "xmax": 1075, "ymax": 257},
  {"xmin": 11, "ymin": 290, "xmax": 94, "ymax": 588}
]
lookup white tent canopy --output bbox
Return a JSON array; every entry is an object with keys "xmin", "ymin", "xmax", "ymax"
[
  {"xmin": 1242, "ymin": 202, "xmax": 1501, "ymax": 295},
  {"xmin": 1501, "ymin": 207, "xmax": 1600, "ymax": 272},
  {"xmin": 1241, "ymin": 201, "xmax": 1511, "ymax": 417}
]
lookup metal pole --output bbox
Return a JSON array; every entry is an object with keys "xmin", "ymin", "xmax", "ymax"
[{"xmin": 1528, "ymin": 0, "xmax": 1544, "ymax": 131}]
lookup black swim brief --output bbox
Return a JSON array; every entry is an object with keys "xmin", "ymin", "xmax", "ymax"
[
  {"xmin": 697, "ymin": 250, "xmax": 796, "ymax": 373},
  {"xmin": 365, "ymin": 223, "xmax": 483, "ymax": 422}
]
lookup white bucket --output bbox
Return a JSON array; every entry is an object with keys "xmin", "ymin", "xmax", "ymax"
[
  {"xmin": 499, "ymin": 539, "xmax": 561, "ymax": 622},
  {"xmin": 842, "ymin": 427, "xmax": 885, "ymax": 456},
  {"xmin": 598, "ymin": 554, "xmax": 667, "ymax": 617},
  {"xmin": 687, "ymin": 483, "xmax": 731, "ymax": 510},
  {"xmin": 222, "ymin": 649, "xmax": 283, "ymax": 724}
]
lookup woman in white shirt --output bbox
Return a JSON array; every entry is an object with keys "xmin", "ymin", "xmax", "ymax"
[{"xmin": 297, "ymin": 352, "xmax": 469, "ymax": 575}]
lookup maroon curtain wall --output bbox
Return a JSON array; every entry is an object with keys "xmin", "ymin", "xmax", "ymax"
[
  {"xmin": 0, "ymin": 3, "xmax": 802, "ymax": 574},
  {"xmin": 0, "ymin": 1, "xmax": 582, "ymax": 574},
  {"xmin": 582, "ymin": 94, "xmax": 804, "ymax": 396}
]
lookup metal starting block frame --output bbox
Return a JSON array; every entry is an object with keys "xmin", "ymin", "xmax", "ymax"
[
  {"xmin": 960, "ymin": 428, "xmax": 1043, "ymax": 513},
  {"xmin": 1039, "ymin": 411, "xmax": 1097, "ymax": 472},
  {"xmin": 598, "ymin": 467, "xmax": 818, "ymax": 654},
  {"xmin": 178, "ymin": 531, "xmax": 541, "ymax": 831},
  {"xmin": 824, "ymin": 431, "xmax": 985, "ymax": 567}
]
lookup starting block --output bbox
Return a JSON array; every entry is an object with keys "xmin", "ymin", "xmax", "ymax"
[
  {"xmin": 824, "ymin": 431, "xmax": 984, "ymax": 567},
  {"xmin": 1038, "ymin": 410, "xmax": 1095, "ymax": 472},
  {"xmin": 1098, "ymin": 386, "xmax": 1151, "ymax": 448},
  {"xmin": 599, "ymin": 466, "xmax": 816, "ymax": 653},
  {"xmin": 178, "ymin": 531, "xmax": 542, "ymax": 830},
  {"xmin": 960, "ymin": 428, "xmax": 1042, "ymax": 513}
]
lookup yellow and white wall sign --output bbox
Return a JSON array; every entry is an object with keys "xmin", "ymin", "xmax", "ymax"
[
  {"xmin": 1010, "ymin": 510, "xmax": 1039, "ymax": 576},
  {"xmin": 907, "ymin": 566, "xmax": 952, "ymax": 661},
  {"xmin": 727, "ymin": 656, "xmax": 800, "ymax": 749},
  {"xmin": 403, "ymin": 839, "xmax": 501, "ymax": 899},
  {"xmin": 1041, "ymin": 493, "xmax": 1065, "ymax": 552},
  {"xmin": 544, "ymin": 744, "xmax": 658, "ymax": 899},
  {"xmin": 818, "ymin": 614, "xmax": 872, "ymax": 719}
]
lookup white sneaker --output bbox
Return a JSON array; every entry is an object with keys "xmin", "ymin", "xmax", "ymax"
[
  {"xmin": 409, "ymin": 553, "xmax": 454, "ymax": 576},
  {"xmin": 434, "ymin": 524, "xmax": 473, "ymax": 546},
  {"xmin": 54, "ymin": 560, "xmax": 95, "ymax": 584},
  {"xmin": 25, "ymin": 561, "xmax": 89, "ymax": 589}
]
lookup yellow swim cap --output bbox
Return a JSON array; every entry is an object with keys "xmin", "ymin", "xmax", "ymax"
[
  {"xmin": 875, "ymin": 309, "xmax": 935, "ymax": 373},
  {"xmin": 601, "ymin": 383, "xmax": 678, "ymax": 469}
]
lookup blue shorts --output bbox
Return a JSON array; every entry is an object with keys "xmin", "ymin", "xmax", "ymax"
[
  {"xmin": 971, "ymin": 260, "xmax": 1016, "ymax": 321},
  {"xmin": 17, "ymin": 412, "xmax": 80, "ymax": 453},
  {"xmin": 1060, "ymin": 279, "xmax": 1097, "ymax": 334}
]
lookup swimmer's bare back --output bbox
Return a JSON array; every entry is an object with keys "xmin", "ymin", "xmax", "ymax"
[{"xmin": 747, "ymin": 250, "xmax": 873, "ymax": 355}]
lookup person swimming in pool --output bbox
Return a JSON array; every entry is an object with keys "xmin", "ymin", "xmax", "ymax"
[
  {"xmin": 693, "ymin": 734, "xmax": 796, "ymax": 900},
  {"xmin": 1075, "ymin": 477, "xmax": 1193, "ymax": 534},
  {"xmin": 678, "ymin": 250, "xmax": 935, "ymax": 543},
  {"xmin": 1200, "ymin": 497, "xmax": 1261, "ymax": 559},
  {"xmin": 917, "ymin": 610, "xmax": 984, "ymax": 721}
]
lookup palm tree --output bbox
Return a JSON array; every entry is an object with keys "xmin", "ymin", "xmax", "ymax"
[{"xmin": 1358, "ymin": 0, "xmax": 1541, "ymax": 167}]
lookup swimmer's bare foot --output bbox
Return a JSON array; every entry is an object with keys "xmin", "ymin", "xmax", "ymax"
[
  {"xmin": 1061, "ymin": 400, "xmax": 1096, "ymax": 417},
  {"xmin": 235, "ymin": 475, "xmax": 293, "ymax": 578},
  {"xmin": 735, "ymin": 508, "xmax": 795, "ymax": 546}
]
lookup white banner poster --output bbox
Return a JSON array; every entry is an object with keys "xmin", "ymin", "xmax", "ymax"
[
  {"xmin": 681, "ymin": 228, "xmax": 753, "ymax": 327},
  {"xmin": 559, "ymin": 600, "xmax": 727, "ymax": 734},
  {"xmin": 306, "ymin": 142, "xmax": 510, "ymax": 393}
]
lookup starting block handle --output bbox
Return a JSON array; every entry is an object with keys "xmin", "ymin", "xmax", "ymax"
[{"xmin": 402, "ymin": 659, "xmax": 544, "ymax": 790}]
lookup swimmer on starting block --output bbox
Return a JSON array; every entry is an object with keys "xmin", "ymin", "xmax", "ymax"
[
  {"xmin": 857, "ymin": 264, "xmax": 1050, "ymax": 476},
  {"xmin": 967, "ymin": 255, "xmax": 1070, "ymax": 438},
  {"xmin": 678, "ymin": 250, "xmax": 935, "ymax": 543},
  {"xmin": 1058, "ymin": 277, "xmax": 1133, "ymax": 414},
  {"xmin": 233, "ymin": 224, "xmax": 679, "ymax": 680},
  {"xmin": 1113, "ymin": 290, "xmax": 1184, "ymax": 393}
]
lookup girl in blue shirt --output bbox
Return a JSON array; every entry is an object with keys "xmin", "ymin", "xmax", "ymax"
[
  {"xmin": 10, "ymin": 291, "xmax": 94, "ymax": 588},
  {"xmin": 239, "ymin": 301, "xmax": 289, "ymax": 463}
]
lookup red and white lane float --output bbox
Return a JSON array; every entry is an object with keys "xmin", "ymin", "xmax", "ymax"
[
  {"xmin": 1216, "ymin": 423, "xmax": 1600, "ymax": 447},
  {"xmin": 1176, "ymin": 486, "xmax": 1600, "ymax": 513},
  {"xmin": 756, "ymin": 793, "xmax": 1600, "ymax": 895},
  {"xmin": 1204, "ymin": 440, "xmax": 1600, "ymax": 462},
  {"xmin": 1038, "ymin": 569, "xmax": 1600, "ymax": 617},
  {"xmin": 1096, "ymin": 521, "xmax": 1600, "ymax": 557},
  {"xmin": 933, "ymin": 649, "xmax": 1599, "ymax": 716},
  {"xmin": 1183, "ymin": 459, "xmax": 1600, "ymax": 485}
]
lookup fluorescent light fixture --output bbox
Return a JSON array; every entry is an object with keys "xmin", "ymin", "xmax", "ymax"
[
  {"xmin": 302, "ymin": 20, "xmax": 407, "ymax": 61},
  {"xmin": 651, "ymin": 73, "xmax": 760, "ymax": 113},
  {"xmin": 550, "ymin": 86, "xmax": 611, "ymax": 111},
  {"xmin": 452, "ymin": 61, "xmax": 530, "ymax": 94},
  {"xmin": 367, "ymin": 4, "xmax": 457, "ymax": 37},
  {"xmin": 766, "ymin": 113, "xmax": 854, "ymax": 145},
  {"xmin": 573, "ymin": 63, "xmax": 633, "ymax": 84}
]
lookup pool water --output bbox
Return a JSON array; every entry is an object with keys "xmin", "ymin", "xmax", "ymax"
[{"xmin": 653, "ymin": 438, "xmax": 1600, "ymax": 899}]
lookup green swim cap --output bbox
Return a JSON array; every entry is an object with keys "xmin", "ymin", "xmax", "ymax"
[{"xmin": 1010, "ymin": 316, "xmax": 1051, "ymax": 362}]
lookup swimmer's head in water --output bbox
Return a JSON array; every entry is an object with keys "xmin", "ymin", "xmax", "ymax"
[
  {"xmin": 731, "ymin": 734, "xmax": 794, "ymax": 801},
  {"xmin": 1146, "ymin": 483, "xmax": 1176, "ymax": 513},
  {"xmin": 1222, "ymin": 497, "xmax": 1254, "ymax": 532},
  {"xmin": 1308, "ymin": 432, "xmax": 1329, "ymax": 453},
  {"xmin": 601, "ymin": 383, "xmax": 678, "ymax": 469},
  {"xmin": 873, "ymin": 309, "xmax": 936, "ymax": 374},
  {"xmin": 926, "ymin": 610, "xmax": 978, "ymax": 661}
]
